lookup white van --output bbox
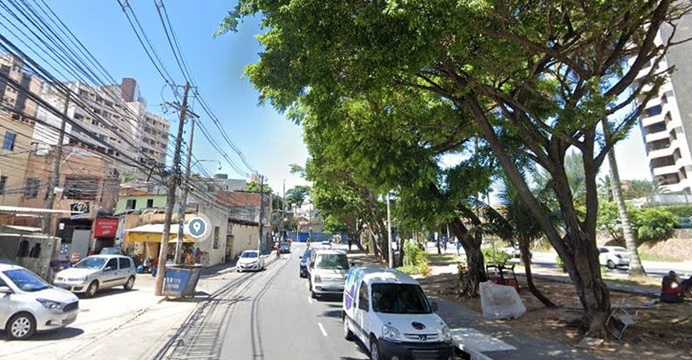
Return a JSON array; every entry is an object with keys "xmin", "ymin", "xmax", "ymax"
[{"xmin": 342, "ymin": 266, "xmax": 455, "ymax": 360}]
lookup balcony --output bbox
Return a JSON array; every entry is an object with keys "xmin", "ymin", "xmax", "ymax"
[
  {"xmin": 644, "ymin": 130, "xmax": 670, "ymax": 143},
  {"xmin": 652, "ymin": 164, "xmax": 680, "ymax": 176},
  {"xmin": 648, "ymin": 146, "xmax": 675, "ymax": 159},
  {"xmin": 641, "ymin": 113, "xmax": 665, "ymax": 127}
]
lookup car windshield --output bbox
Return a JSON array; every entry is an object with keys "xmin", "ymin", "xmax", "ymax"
[
  {"xmin": 3, "ymin": 269, "xmax": 50, "ymax": 292},
  {"xmin": 73, "ymin": 257, "xmax": 107, "ymax": 269},
  {"xmin": 371, "ymin": 284, "xmax": 432, "ymax": 314},
  {"xmin": 315, "ymin": 254, "xmax": 349, "ymax": 270},
  {"xmin": 241, "ymin": 252, "xmax": 258, "ymax": 258}
]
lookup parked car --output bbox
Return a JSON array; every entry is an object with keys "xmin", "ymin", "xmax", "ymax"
[
  {"xmin": 0, "ymin": 263, "xmax": 79, "ymax": 340},
  {"xmin": 279, "ymin": 242, "xmax": 291, "ymax": 254},
  {"xmin": 342, "ymin": 266, "xmax": 454, "ymax": 360},
  {"xmin": 299, "ymin": 248, "xmax": 314, "ymax": 278},
  {"xmin": 598, "ymin": 246, "xmax": 631, "ymax": 269},
  {"xmin": 320, "ymin": 241, "xmax": 332, "ymax": 249},
  {"xmin": 236, "ymin": 250, "xmax": 265, "ymax": 272},
  {"xmin": 308, "ymin": 249, "xmax": 350, "ymax": 298},
  {"xmin": 53, "ymin": 255, "xmax": 136, "ymax": 298}
]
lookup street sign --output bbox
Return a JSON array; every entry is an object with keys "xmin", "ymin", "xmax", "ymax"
[{"xmin": 186, "ymin": 214, "xmax": 211, "ymax": 240}]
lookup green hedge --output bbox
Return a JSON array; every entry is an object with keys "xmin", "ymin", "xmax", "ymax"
[{"xmin": 656, "ymin": 205, "xmax": 692, "ymax": 217}]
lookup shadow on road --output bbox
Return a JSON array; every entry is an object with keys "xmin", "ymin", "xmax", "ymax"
[{"xmin": 0, "ymin": 326, "xmax": 85, "ymax": 341}]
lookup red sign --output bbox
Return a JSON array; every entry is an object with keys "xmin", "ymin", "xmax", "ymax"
[{"xmin": 93, "ymin": 218, "xmax": 119, "ymax": 238}]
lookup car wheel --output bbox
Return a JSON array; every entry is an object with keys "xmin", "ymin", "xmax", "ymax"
[
  {"xmin": 7, "ymin": 312, "xmax": 36, "ymax": 340},
  {"xmin": 237, "ymin": 268, "xmax": 241, "ymax": 273},
  {"xmin": 343, "ymin": 317, "xmax": 354, "ymax": 341},
  {"xmin": 369, "ymin": 337, "xmax": 381, "ymax": 360},
  {"xmin": 607, "ymin": 260, "xmax": 616, "ymax": 269},
  {"xmin": 85, "ymin": 281, "xmax": 99, "ymax": 298},
  {"xmin": 123, "ymin": 276, "xmax": 135, "ymax": 291}
]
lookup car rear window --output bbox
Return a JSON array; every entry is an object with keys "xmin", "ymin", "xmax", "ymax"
[{"xmin": 315, "ymin": 254, "xmax": 349, "ymax": 270}]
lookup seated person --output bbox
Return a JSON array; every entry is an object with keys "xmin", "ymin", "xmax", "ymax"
[{"xmin": 660, "ymin": 271, "xmax": 691, "ymax": 303}]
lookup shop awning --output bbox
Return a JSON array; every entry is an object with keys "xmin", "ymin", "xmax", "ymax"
[
  {"xmin": 0, "ymin": 205, "xmax": 79, "ymax": 215},
  {"xmin": 124, "ymin": 224, "xmax": 196, "ymax": 243}
]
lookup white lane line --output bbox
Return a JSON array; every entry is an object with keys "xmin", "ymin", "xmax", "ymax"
[
  {"xmin": 308, "ymin": 296, "xmax": 313, "ymax": 304},
  {"xmin": 318, "ymin": 322, "xmax": 328, "ymax": 337}
]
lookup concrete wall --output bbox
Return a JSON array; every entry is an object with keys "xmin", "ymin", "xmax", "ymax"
[{"xmin": 228, "ymin": 223, "xmax": 260, "ymax": 260}]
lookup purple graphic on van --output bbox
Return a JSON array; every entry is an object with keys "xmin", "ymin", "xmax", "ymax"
[{"xmin": 345, "ymin": 284, "xmax": 355, "ymax": 309}]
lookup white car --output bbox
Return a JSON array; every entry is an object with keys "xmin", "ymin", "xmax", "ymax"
[
  {"xmin": 598, "ymin": 246, "xmax": 631, "ymax": 269},
  {"xmin": 236, "ymin": 250, "xmax": 265, "ymax": 272},
  {"xmin": 53, "ymin": 255, "xmax": 136, "ymax": 298},
  {"xmin": 308, "ymin": 249, "xmax": 349, "ymax": 298},
  {"xmin": 342, "ymin": 266, "xmax": 454, "ymax": 360},
  {"xmin": 0, "ymin": 264, "xmax": 79, "ymax": 340}
]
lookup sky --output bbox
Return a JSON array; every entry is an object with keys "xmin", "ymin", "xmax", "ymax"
[
  {"xmin": 9, "ymin": 0, "xmax": 653, "ymax": 196},
  {"xmin": 35, "ymin": 0, "xmax": 310, "ymax": 194}
]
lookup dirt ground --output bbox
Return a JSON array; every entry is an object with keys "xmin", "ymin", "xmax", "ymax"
[{"xmin": 420, "ymin": 274, "xmax": 692, "ymax": 360}]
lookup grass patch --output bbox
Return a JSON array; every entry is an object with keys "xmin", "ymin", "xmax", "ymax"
[
  {"xmin": 427, "ymin": 253, "xmax": 457, "ymax": 264},
  {"xmin": 639, "ymin": 253, "xmax": 685, "ymax": 262},
  {"xmin": 397, "ymin": 263, "xmax": 431, "ymax": 276}
]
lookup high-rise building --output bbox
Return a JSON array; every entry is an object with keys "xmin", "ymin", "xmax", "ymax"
[
  {"xmin": 35, "ymin": 78, "xmax": 170, "ymax": 180},
  {"xmin": 633, "ymin": 17, "xmax": 692, "ymax": 194},
  {"xmin": 0, "ymin": 54, "xmax": 43, "ymax": 206}
]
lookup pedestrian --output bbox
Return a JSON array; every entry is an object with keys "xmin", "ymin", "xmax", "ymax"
[
  {"xmin": 455, "ymin": 238, "xmax": 462, "ymax": 256},
  {"xmin": 348, "ymin": 238, "xmax": 352, "ymax": 252},
  {"xmin": 660, "ymin": 270, "xmax": 692, "ymax": 303}
]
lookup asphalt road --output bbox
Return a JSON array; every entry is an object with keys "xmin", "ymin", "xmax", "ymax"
[{"xmin": 156, "ymin": 243, "xmax": 370, "ymax": 360}]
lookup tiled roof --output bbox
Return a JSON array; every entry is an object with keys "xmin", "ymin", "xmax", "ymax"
[
  {"xmin": 119, "ymin": 188, "xmax": 153, "ymax": 197},
  {"xmin": 216, "ymin": 191, "xmax": 261, "ymax": 207}
]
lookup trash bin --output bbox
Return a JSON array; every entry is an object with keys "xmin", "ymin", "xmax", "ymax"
[{"xmin": 163, "ymin": 264, "xmax": 203, "ymax": 298}]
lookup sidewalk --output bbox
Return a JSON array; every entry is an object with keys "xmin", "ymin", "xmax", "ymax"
[{"xmin": 347, "ymin": 251, "xmax": 598, "ymax": 359}]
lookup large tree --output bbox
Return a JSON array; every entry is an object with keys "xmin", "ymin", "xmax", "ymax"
[{"xmin": 223, "ymin": 0, "xmax": 690, "ymax": 336}]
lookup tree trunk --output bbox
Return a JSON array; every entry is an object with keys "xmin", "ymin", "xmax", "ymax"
[
  {"xmin": 466, "ymin": 97, "xmax": 611, "ymax": 336},
  {"xmin": 519, "ymin": 240, "xmax": 556, "ymax": 308},
  {"xmin": 605, "ymin": 139, "xmax": 647, "ymax": 277},
  {"xmin": 450, "ymin": 218, "xmax": 486, "ymax": 297}
]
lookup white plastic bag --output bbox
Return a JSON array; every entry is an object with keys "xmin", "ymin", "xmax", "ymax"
[{"xmin": 479, "ymin": 281, "xmax": 526, "ymax": 319}]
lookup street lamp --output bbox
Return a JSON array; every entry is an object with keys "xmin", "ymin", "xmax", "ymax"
[{"xmin": 386, "ymin": 192, "xmax": 393, "ymax": 268}]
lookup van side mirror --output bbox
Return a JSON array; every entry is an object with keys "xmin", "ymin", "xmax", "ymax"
[
  {"xmin": 431, "ymin": 302, "xmax": 438, "ymax": 312},
  {"xmin": 358, "ymin": 299, "xmax": 368, "ymax": 311},
  {"xmin": 0, "ymin": 286, "xmax": 12, "ymax": 294}
]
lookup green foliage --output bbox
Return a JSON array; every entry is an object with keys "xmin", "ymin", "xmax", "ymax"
[
  {"xmin": 630, "ymin": 208, "xmax": 677, "ymax": 242},
  {"xmin": 598, "ymin": 201, "xmax": 677, "ymax": 242},
  {"xmin": 656, "ymin": 205, "xmax": 692, "ymax": 218},
  {"xmin": 482, "ymin": 247, "xmax": 511, "ymax": 266},
  {"xmin": 246, "ymin": 180, "xmax": 272, "ymax": 194},
  {"xmin": 399, "ymin": 241, "xmax": 430, "ymax": 275},
  {"xmin": 285, "ymin": 186, "xmax": 310, "ymax": 207}
]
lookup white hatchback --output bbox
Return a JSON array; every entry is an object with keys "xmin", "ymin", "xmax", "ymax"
[
  {"xmin": 0, "ymin": 263, "xmax": 79, "ymax": 340},
  {"xmin": 236, "ymin": 250, "xmax": 265, "ymax": 272}
]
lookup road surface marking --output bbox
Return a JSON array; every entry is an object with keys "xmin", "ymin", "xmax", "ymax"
[
  {"xmin": 318, "ymin": 322, "xmax": 328, "ymax": 337},
  {"xmin": 308, "ymin": 297, "xmax": 313, "ymax": 304}
]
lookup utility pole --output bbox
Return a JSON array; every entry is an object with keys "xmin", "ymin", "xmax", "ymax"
[
  {"xmin": 258, "ymin": 174, "xmax": 265, "ymax": 253},
  {"xmin": 43, "ymin": 93, "xmax": 70, "ymax": 236},
  {"xmin": 155, "ymin": 82, "xmax": 190, "ymax": 296},
  {"xmin": 174, "ymin": 117, "xmax": 195, "ymax": 264},
  {"xmin": 281, "ymin": 179, "xmax": 286, "ymax": 242}
]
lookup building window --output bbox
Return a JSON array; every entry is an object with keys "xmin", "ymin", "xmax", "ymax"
[
  {"xmin": 0, "ymin": 176, "xmax": 7, "ymax": 195},
  {"xmin": 16, "ymin": 240, "xmax": 29, "ymax": 258},
  {"xmin": 2, "ymin": 131, "xmax": 16, "ymax": 150},
  {"xmin": 213, "ymin": 226, "xmax": 220, "ymax": 249},
  {"xmin": 24, "ymin": 178, "xmax": 40, "ymax": 198},
  {"xmin": 146, "ymin": 199, "xmax": 154, "ymax": 208},
  {"xmin": 645, "ymin": 105, "xmax": 662, "ymax": 117},
  {"xmin": 126, "ymin": 199, "xmax": 137, "ymax": 210}
]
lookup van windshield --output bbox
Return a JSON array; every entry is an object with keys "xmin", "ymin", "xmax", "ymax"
[{"xmin": 372, "ymin": 284, "xmax": 432, "ymax": 314}]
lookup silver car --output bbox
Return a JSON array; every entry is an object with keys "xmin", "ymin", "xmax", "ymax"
[
  {"xmin": 53, "ymin": 255, "xmax": 136, "ymax": 298},
  {"xmin": 308, "ymin": 249, "xmax": 350, "ymax": 298}
]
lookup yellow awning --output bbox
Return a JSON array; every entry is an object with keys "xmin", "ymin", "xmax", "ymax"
[{"xmin": 124, "ymin": 231, "xmax": 195, "ymax": 243}]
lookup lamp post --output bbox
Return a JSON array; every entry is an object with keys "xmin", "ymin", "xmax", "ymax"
[{"xmin": 386, "ymin": 193, "xmax": 393, "ymax": 268}]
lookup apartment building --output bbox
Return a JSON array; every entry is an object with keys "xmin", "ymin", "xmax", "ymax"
[
  {"xmin": 0, "ymin": 54, "xmax": 43, "ymax": 207},
  {"xmin": 634, "ymin": 16, "xmax": 692, "ymax": 194},
  {"xmin": 35, "ymin": 78, "xmax": 170, "ymax": 181}
]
